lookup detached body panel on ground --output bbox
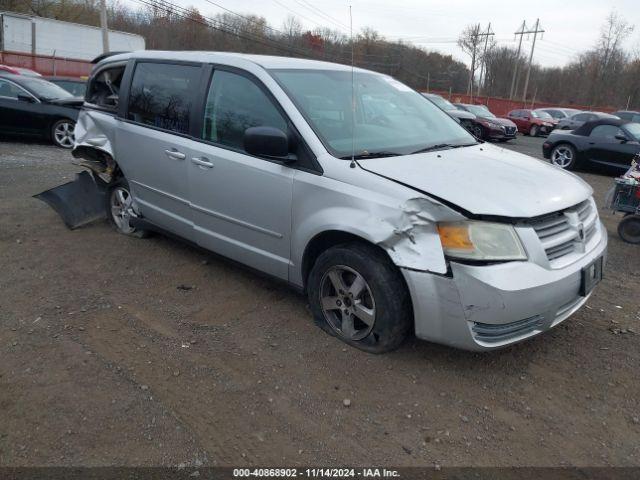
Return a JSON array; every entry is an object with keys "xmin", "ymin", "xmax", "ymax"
[{"xmin": 58, "ymin": 50, "xmax": 607, "ymax": 352}]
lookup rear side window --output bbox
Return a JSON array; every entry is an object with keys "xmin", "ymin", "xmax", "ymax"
[
  {"xmin": 88, "ymin": 65, "xmax": 125, "ymax": 109},
  {"xmin": 202, "ymin": 70, "xmax": 287, "ymax": 150},
  {"xmin": 127, "ymin": 62, "xmax": 201, "ymax": 135},
  {"xmin": 0, "ymin": 79, "xmax": 24, "ymax": 99}
]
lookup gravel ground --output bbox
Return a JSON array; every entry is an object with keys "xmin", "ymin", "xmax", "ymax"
[{"xmin": 0, "ymin": 134, "xmax": 639, "ymax": 467}]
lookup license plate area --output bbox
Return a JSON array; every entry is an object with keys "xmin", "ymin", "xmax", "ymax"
[{"xmin": 580, "ymin": 256, "xmax": 603, "ymax": 296}]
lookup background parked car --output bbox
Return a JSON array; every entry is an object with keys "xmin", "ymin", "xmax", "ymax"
[
  {"xmin": 507, "ymin": 108, "xmax": 557, "ymax": 136},
  {"xmin": 0, "ymin": 73, "xmax": 82, "ymax": 148},
  {"xmin": 612, "ymin": 110, "xmax": 640, "ymax": 122},
  {"xmin": 422, "ymin": 93, "xmax": 477, "ymax": 132},
  {"xmin": 454, "ymin": 103, "xmax": 517, "ymax": 141},
  {"xmin": 538, "ymin": 107, "xmax": 581, "ymax": 120},
  {"xmin": 45, "ymin": 76, "xmax": 87, "ymax": 97},
  {"xmin": 0, "ymin": 64, "xmax": 42, "ymax": 77},
  {"xmin": 543, "ymin": 118, "xmax": 640, "ymax": 171},
  {"xmin": 556, "ymin": 111, "xmax": 619, "ymax": 130}
]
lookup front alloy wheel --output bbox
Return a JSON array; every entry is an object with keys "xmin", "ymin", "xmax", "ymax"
[
  {"xmin": 530, "ymin": 125, "xmax": 539, "ymax": 137},
  {"xmin": 550, "ymin": 144, "xmax": 576, "ymax": 170},
  {"xmin": 307, "ymin": 243, "xmax": 412, "ymax": 353},
  {"xmin": 319, "ymin": 265, "xmax": 376, "ymax": 341},
  {"xmin": 52, "ymin": 119, "xmax": 75, "ymax": 148}
]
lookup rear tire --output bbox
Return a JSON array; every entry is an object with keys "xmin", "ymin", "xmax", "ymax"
[
  {"xmin": 51, "ymin": 118, "xmax": 75, "ymax": 149},
  {"xmin": 307, "ymin": 242, "xmax": 412, "ymax": 353},
  {"xmin": 618, "ymin": 215, "xmax": 640, "ymax": 244},
  {"xmin": 106, "ymin": 178, "xmax": 149, "ymax": 238}
]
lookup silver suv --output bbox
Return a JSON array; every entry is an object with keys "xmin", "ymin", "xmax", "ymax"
[{"xmin": 72, "ymin": 51, "xmax": 607, "ymax": 352}]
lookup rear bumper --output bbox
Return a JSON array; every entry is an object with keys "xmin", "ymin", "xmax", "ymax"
[{"xmin": 402, "ymin": 223, "xmax": 607, "ymax": 351}]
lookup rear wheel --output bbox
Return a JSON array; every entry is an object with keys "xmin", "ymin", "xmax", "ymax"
[
  {"xmin": 618, "ymin": 215, "xmax": 640, "ymax": 244},
  {"xmin": 307, "ymin": 243, "xmax": 412, "ymax": 353},
  {"xmin": 529, "ymin": 124, "xmax": 539, "ymax": 137},
  {"xmin": 107, "ymin": 178, "xmax": 148, "ymax": 238},
  {"xmin": 550, "ymin": 143, "xmax": 577, "ymax": 170},
  {"xmin": 51, "ymin": 119, "xmax": 75, "ymax": 149}
]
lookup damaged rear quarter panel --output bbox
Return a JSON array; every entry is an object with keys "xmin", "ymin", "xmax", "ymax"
[
  {"xmin": 290, "ymin": 155, "xmax": 466, "ymax": 286},
  {"xmin": 73, "ymin": 109, "xmax": 117, "ymax": 161}
]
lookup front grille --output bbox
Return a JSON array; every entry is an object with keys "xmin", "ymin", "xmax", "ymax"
[
  {"xmin": 529, "ymin": 199, "xmax": 598, "ymax": 266},
  {"xmin": 504, "ymin": 126, "xmax": 516, "ymax": 135},
  {"xmin": 472, "ymin": 315, "xmax": 544, "ymax": 343}
]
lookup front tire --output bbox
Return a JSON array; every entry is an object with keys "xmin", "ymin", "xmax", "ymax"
[
  {"xmin": 307, "ymin": 243, "xmax": 412, "ymax": 353},
  {"xmin": 51, "ymin": 118, "xmax": 75, "ymax": 149},
  {"xmin": 471, "ymin": 123, "xmax": 484, "ymax": 140},
  {"xmin": 107, "ymin": 178, "xmax": 148, "ymax": 238},
  {"xmin": 550, "ymin": 143, "xmax": 577, "ymax": 170},
  {"xmin": 529, "ymin": 125, "xmax": 539, "ymax": 137},
  {"xmin": 618, "ymin": 215, "xmax": 640, "ymax": 244}
]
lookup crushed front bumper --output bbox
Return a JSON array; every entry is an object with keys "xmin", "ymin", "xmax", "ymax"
[{"xmin": 402, "ymin": 223, "xmax": 608, "ymax": 351}]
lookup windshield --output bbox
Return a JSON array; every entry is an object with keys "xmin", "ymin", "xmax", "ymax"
[
  {"xmin": 532, "ymin": 110, "xmax": 553, "ymax": 119},
  {"xmin": 20, "ymin": 78, "xmax": 73, "ymax": 100},
  {"xmin": 463, "ymin": 105, "xmax": 495, "ymax": 118},
  {"xmin": 271, "ymin": 69, "xmax": 475, "ymax": 158},
  {"xmin": 623, "ymin": 122, "xmax": 640, "ymax": 141},
  {"xmin": 425, "ymin": 94, "xmax": 455, "ymax": 111}
]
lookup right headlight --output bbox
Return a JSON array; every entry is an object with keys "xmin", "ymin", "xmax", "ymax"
[{"xmin": 437, "ymin": 221, "xmax": 527, "ymax": 261}]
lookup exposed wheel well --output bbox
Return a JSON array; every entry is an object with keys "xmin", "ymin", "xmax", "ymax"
[
  {"xmin": 72, "ymin": 146, "xmax": 121, "ymax": 183},
  {"xmin": 301, "ymin": 230, "xmax": 397, "ymax": 289}
]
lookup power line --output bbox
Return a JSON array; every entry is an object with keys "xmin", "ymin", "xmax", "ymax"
[
  {"xmin": 509, "ymin": 20, "xmax": 526, "ymax": 100},
  {"xmin": 292, "ymin": 0, "xmax": 350, "ymax": 32}
]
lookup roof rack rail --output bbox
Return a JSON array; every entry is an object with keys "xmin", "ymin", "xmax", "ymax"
[{"xmin": 91, "ymin": 51, "xmax": 129, "ymax": 64}]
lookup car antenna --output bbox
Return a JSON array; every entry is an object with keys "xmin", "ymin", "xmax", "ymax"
[{"xmin": 349, "ymin": 5, "xmax": 356, "ymax": 169}]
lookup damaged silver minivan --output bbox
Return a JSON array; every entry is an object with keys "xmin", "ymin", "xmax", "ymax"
[{"xmin": 65, "ymin": 51, "xmax": 607, "ymax": 352}]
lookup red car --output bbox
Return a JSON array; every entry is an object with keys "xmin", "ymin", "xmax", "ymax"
[{"xmin": 507, "ymin": 109, "xmax": 557, "ymax": 136}]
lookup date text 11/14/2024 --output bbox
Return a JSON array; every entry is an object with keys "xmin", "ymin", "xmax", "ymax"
[{"xmin": 233, "ymin": 468, "xmax": 401, "ymax": 478}]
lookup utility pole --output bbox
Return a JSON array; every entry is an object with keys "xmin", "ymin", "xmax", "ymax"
[
  {"xmin": 509, "ymin": 21, "xmax": 527, "ymax": 100},
  {"xmin": 521, "ymin": 18, "xmax": 544, "ymax": 105},
  {"xmin": 466, "ymin": 23, "xmax": 480, "ymax": 99},
  {"xmin": 476, "ymin": 22, "xmax": 494, "ymax": 97},
  {"xmin": 99, "ymin": 0, "xmax": 110, "ymax": 53}
]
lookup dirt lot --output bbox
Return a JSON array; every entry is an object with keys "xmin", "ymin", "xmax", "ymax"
[{"xmin": 1, "ymin": 134, "xmax": 639, "ymax": 468}]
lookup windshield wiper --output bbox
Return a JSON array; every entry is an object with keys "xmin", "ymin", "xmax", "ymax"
[
  {"xmin": 339, "ymin": 151, "xmax": 401, "ymax": 160},
  {"xmin": 410, "ymin": 142, "xmax": 477, "ymax": 155}
]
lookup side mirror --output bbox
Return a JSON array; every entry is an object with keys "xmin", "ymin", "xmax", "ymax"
[
  {"xmin": 244, "ymin": 126, "xmax": 293, "ymax": 161},
  {"xmin": 615, "ymin": 133, "xmax": 628, "ymax": 143},
  {"xmin": 17, "ymin": 94, "xmax": 35, "ymax": 103}
]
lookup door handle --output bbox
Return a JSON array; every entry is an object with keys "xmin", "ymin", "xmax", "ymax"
[
  {"xmin": 164, "ymin": 148, "xmax": 186, "ymax": 160},
  {"xmin": 191, "ymin": 156, "xmax": 214, "ymax": 169}
]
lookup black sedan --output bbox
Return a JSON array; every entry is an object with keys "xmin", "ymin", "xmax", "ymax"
[
  {"xmin": 0, "ymin": 73, "xmax": 82, "ymax": 148},
  {"xmin": 45, "ymin": 76, "xmax": 87, "ymax": 97},
  {"xmin": 542, "ymin": 118, "xmax": 640, "ymax": 171}
]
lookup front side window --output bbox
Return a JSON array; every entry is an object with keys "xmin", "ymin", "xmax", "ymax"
[
  {"xmin": 0, "ymin": 79, "xmax": 24, "ymax": 99},
  {"xmin": 271, "ymin": 69, "xmax": 474, "ymax": 158},
  {"xmin": 202, "ymin": 70, "xmax": 287, "ymax": 150},
  {"xmin": 127, "ymin": 62, "xmax": 201, "ymax": 135},
  {"xmin": 590, "ymin": 125, "xmax": 623, "ymax": 141},
  {"xmin": 623, "ymin": 123, "xmax": 640, "ymax": 141}
]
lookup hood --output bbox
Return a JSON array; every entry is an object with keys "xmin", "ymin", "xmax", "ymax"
[
  {"xmin": 480, "ymin": 116, "xmax": 516, "ymax": 127},
  {"xmin": 358, "ymin": 144, "xmax": 592, "ymax": 218},
  {"xmin": 48, "ymin": 97, "xmax": 84, "ymax": 107},
  {"xmin": 447, "ymin": 109, "xmax": 476, "ymax": 120}
]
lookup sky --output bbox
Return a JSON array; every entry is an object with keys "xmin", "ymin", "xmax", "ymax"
[{"xmin": 122, "ymin": 0, "xmax": 640, "ymax": 68}]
